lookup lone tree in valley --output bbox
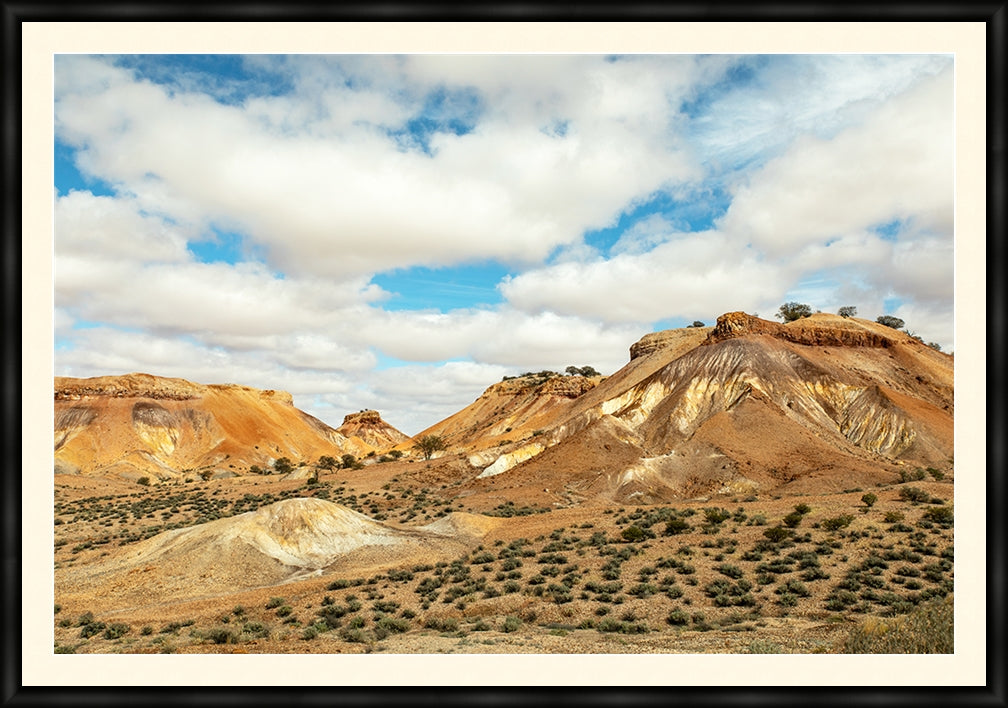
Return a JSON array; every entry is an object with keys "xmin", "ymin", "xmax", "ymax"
[
  {"xmin": 415, "ymin": 434, "xmax": 447, "ymax": 460},
  {"xmin": 838, "ymin": 306, "xmax": 857, "ymax": 318},
  {"xmin": 876, "ymin": 315, "xmax": 905, "ymax": 329},
  {"xmin": 273, "ymin": 457, "xmax": 294, "ymax": 474},
  {"xmin": 776, "ymin": 302, "xmax": 812, "ymax": 322}
]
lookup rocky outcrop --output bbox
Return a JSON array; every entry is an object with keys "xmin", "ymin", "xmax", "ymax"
[
  {"xmin": 704, "ymin": 312, "xmax": 898, "ymax": 349},
  {"xmin": 336, "ymin": 409, "xmax": 411, "ymax": 453},
  {"xmin": 55, "ymin": 372, "xmax": 296, "ymax": 406},
  {"xmin": 342, "ymin": 410, "xmax": 382, "ymax": 426}
]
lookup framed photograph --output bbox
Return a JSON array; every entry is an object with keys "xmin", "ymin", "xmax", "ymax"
[{"xmin": 9, "ymin": 5, "xmax": 1002, "ymax": 702}]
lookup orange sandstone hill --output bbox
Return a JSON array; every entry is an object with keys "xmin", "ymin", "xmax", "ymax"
[
  {"xmin": 54, "ymin": 373, "xmax": 376, "ymax": 481},
  {"xmin": 336, "ymin": 409, "xmax": 412, "ymax": 452},
  {"xmin": 441, "ymin": 312, "xmax": 953, "ymax": 503}
]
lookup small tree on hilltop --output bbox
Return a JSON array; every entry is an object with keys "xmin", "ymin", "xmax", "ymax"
[
  {"xmin": 578, "ymin": 365, "xmax": 600, "ymax": 377},
  {"xmin": 876, "ymin": 315, "xmax": 905, "ymax": 330},
  {"xmin": 415, "ymin": 434, "xmax": 447, "ymax": 461},
  {"xmin": 838, "ymin": 306, "xmax": 857, "ymax": 318},
  {"xmin": 691, "ymin": 321, "xmax": 706, "ymax": 328},
  {"xmin": 776, "ymin": 302, "xmax": 812, "ymax": 322}
]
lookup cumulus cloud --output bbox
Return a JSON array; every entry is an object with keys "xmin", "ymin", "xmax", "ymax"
[
  {"xmin": 54, "ymin": 54, "xmax": 700, "ymax": 280},
  {"xmin": 52, "ymin": 53, "xmax": 956, "ymax": 431},
  {"xmin": 501, "ymin": 231, "xmax": 786, "ymax": 324}
]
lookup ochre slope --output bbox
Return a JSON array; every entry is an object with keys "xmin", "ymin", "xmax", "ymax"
[
  {"xmin": 458, "ymin": 312, "xmax": 953, "ymax": 502},
  {"xmin": 54, "ymin": 373, "xmax": 351, "ymax": 481}
]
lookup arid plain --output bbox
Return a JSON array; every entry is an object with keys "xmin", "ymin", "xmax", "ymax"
[{"xmin": 53, "ymin": 312, "xmax": 954, "ymax": 654}]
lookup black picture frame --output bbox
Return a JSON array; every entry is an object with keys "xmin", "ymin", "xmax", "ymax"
[{"xmin": 3, "ymin": 2, "xmax": 1005, "ymax": 705}]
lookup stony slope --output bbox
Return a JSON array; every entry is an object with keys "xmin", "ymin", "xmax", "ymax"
[
  {"xmin": 54, "ymin": 373, "xmax": 353, "ymax": 481},
  {"xmin": 414, "ymin": 372, "xmax": 602, "ymax": 454},
  {"xmin": 55, "ymin": 498, "xmax": 491, "ymax": 606}
]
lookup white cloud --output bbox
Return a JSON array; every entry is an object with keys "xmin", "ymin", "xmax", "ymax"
[
  {"xmin": 717, "ymin": 64, "xmax": 953, "ymax": 255},
  {"xmin": 51, "ymin": 54, "xmax": 956, "ymax": 434},
  {"xmin": 501, "ymin": 231, "xmax": 787, "ymax": 324},
  {"xmin": 54, "ymin": 55, "xmax": 702, "ymax": 281}
]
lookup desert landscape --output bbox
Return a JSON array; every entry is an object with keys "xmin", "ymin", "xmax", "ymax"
[{"xmin": 52, "ymin": 311, "xmax": 954, "ymax": 655}]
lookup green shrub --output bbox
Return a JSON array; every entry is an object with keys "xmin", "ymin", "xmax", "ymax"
[
  {"xmin": 376, "ymin": 616, "xmax": 410, "ymax": 634},
  {"xmin": 620, "ymin": 526, "xmax": 646, "ymax": 542},
  {"xmin": 265, "ymin": 597, "xmax": 284, "ymax": 609},
  {"xmin": 664, "ymin": 518, "xmax": 690, "ymax": 535},
  {"xmin": 922, "ymin": 506, "xmax": 954, "ymax": 526},
  {"xmin": 502, "ymin": 616, "xmax": 522, "ymax": 633},
  {"xmin": 778, "ymin": 302, "xmax": 812, "ymax": 322},
  {"xmin": 763, "ymin": 526, "xmax": 792, "ymax": 542},
  {"xmin": 782, "ymin": 511, "xmax": 804, "ymax": 528},
  {"xmin": 876, "ymin": 315, "xmax": 905, "ymax": 330},
  {"xmin": 704, "ymin": 508, "xmax": 732, "ymax": 524},
  {"xmin": 103, "ymin": 622, "xmax": 130, "ymax": 640},
  {"xmin": 861, "ymin": 493, "xmax": 878, "ymax": 508},
  {"xmin": 899, "ymin": 486, "xmax": 930, "ymax": 503},
  {"xmin": 424, "ymin": 616, "xmax": 459, "ymax": 632},
  {"xmin": 821, "ymin": 515, "xmax": 854, "ymax": 532},
  {"xmin": 204, "ymin": 627, "xmax": 237, "ymax": 645},
  {"xmin": 666, "ymin": 608, "xmax": 690, "ymax": 626}
]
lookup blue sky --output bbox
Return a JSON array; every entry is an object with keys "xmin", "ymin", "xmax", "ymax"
[{"xmin": 53, "ymin": 53, "xmax": 954, "ymax": 434}]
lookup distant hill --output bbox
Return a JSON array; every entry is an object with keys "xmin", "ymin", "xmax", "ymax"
[{"xmin": 54, "ymin": 373, "xmax": 367, "ymax": 481}]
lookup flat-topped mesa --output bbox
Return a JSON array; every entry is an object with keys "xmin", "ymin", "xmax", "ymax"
[
  {"xmin": 342, "ymin": 410, "xmax": 382, "ymax": 426},
  {"xmin": 485, "ymin": 374, "xmax": 598, "ymax": 400},
  {"xmin": 704, "ymin": 311, "xmax": 898, "ymax": 349},
  {"xmin": 55, "ymin": 373, "xmax": 206, "ymax": 401},
  {"xmin": 629, "ymin": 327, "xmax": 712, "ymax": 360},
  {"xmin": 54, "ymin": 373, "xmax": 295, "ymax": 405}
]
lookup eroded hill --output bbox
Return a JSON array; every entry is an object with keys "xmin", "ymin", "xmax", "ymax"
[
  {"xmin": 54, "ymin": 373, "xmax": 363, "ymax": 481},
  {"xmin": 452, "ymin": 313, "xmax": 953, "ymax": 503}
]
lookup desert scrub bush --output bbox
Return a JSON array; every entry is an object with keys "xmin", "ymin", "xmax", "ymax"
[
  {"xmin": 776, "ymin": 579, "xmax": 811, "ymax": 597},
  {"xmin": 821, "ymin": 515, "xmax": 855, "ymax": 532},
  {"xmin": 839, "ymin": 596, "xmax": 953, "ymax": 653},
  {"xmin": 664, "ymin": 518, "xmax": 691, "ymax": 535},
  {"xmin": 628, "ymin": 583, "xmax": 659, "ymax": 598},
  {"xmin": 102, "ymin": 622, "xmax": 130, "ymax": 640},
  {"xmin": 898, "ymin": 487, "xmax": 930, "ymax": 504},
  {"xmin": 203, "ymin": 627, "xmax": 238, "ymax": 645},
  {"xmin": 666, "ymin": 608, "xmax": 690, "ymax": 626},
  {"xmin": 376, "ymin": 616, "xmax": 410, "ymax": 634},
  {"xmin": 703, "ymin": 507, "xmax": 732, "ymax": 525},
  {"xmin": 921, "ymin": 506, "xmax": 954, "ymax": 527},
  {"xmin": 241, "ymin": 621, "xmax": 269, "ymax": 639},
  {"xmin": 78, "ymin": 619, "xmax": 107, "ymax": 639},
  {"xmin": 620, "ymin": 525, "xmax": 649, "ymax": 542},
  {"xmin": 716, "ymin": 563, "xmax": 745, "ymax": 579},
  {"xmin": 265, "ymin": 597, "xmax": 285, "ymax": 609},
  {"xmin": 762, "ymin": 526, "xmax": 792, "ymax": 543},
  {"xmin": 502, "ymin": 616, "xmax": 523, "ymax": 633},
  {"xmin": 424, "ymin": 616, "xmax": 459, "ymax": 632}
]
